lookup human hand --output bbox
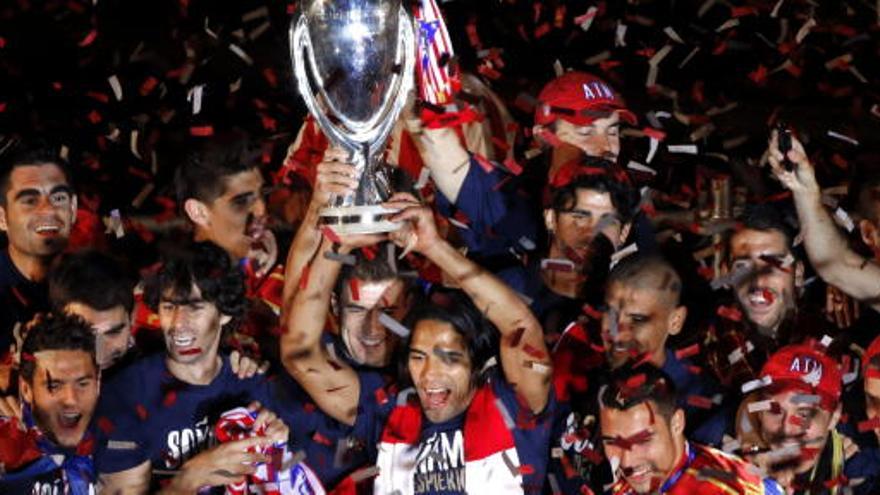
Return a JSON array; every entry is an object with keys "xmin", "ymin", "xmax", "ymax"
[
  {"xmin": 383, "ymin": 193, "xmax": 441, "ymax": 256},
  {"xmin": 767, "ymin": 129, "xmax": 819, "ymax": 196},
  {"xmin": 312, "ymin": 146, "xmax": 359, "ymax": 207},
  {"xmin": 230, "ymin": 350, "xmax": 270, "ymax": 379}
]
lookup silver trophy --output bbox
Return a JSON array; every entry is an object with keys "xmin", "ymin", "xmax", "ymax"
[{"xmin": 290, "ymin": 0, "xmax": 416, "ymax": 234}]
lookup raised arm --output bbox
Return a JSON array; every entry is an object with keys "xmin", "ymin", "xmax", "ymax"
[
  {"xmin": 280, "ymin": 147, "xmax": 359, "ymax": 319},
  {"xmin": 280, "ymin": 235, "xmax": 362, "ymax": 425},
  {"xmin": 768, "ymin": 131, "xmax": 880, "ymax": 310},
  {"xmin": 385, "ymin": 193, "xmax": 552, "ymax": 413},
  {"xmin": 406, "ymin": 121, "xmax": 471, "ymax": 203}
]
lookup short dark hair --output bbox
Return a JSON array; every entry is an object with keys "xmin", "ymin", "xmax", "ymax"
[
  {"xmin": 49, "ymin": 250, "xmax": 135, "ymax": 314},
  {"xmin": 145, "ymin": 242, "xmax": 247, "ymax": 333},
  {"xmin": 174, "ymin": 129, "xmax": 260, "ymax": 213},
  {"xmin": 401, "ymin": 290, "xmax": 498, "ymax": 388},
  {"xmin": 20, "ymin": 313, "xmax": 97, "ymax": 382},
  {"xmin": 607, "ymin": 254, "xmax": 682, "ymax": 306},
  {"xmin": 335, "ymin": 242, "xmax": 414, "ymax": 303},
  {"xmin": 728, "ymin": 204, "xmax": 796, "ymax": 255},
  {"xmin": 599, "ymin": 364, "xmax": 679, "ymax": 420},
  {"xmin": 549, "ymin": 172, "xmax": 637, "ymax": 224},
  {"xmin": 0, "ymin": 137, "xmax": 74, "ymax": 206}
]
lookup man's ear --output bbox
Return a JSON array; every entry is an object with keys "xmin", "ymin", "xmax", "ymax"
[
  {"xmin": 69, "ymin": 194, "xmax": 78, "ymax": 226},
  {"xmin": 860, "ymin": 219, "xmax": 879, "ymax": 250},
  {"xmin": 671, "ymin": 408, "xmax": 685, "ymax": 436},
  {"xmin": 219, "ymin": 313, "xmax": 232, "ymax": 327},
  {"xmin": 0, "ymin": 205, "xmax": 7, "ymax": 232},
  {"xmin": 183, "ymin": 198, "xmax": 211, "ymax": 228},
  {"xmin": 668, "ymin": 305, "xmax": 687, "ymax": 336},
  {"xmin": 19, "ymin": 376, "xmax": 33, "ymax": 405},
  {"xmin": 543, "ymin": 208, "xmax": 556, "ymax": 235},
  {"xmin": 795, "ymin": 259, "xmax": 805, "ymax": 290},
  {"xmin": 829, "ymin": 403, "xmax": 842, "ymax": 431},
  {"xmin": 330, "ymin": 291, "xmax": 340, "ymax": 317}
]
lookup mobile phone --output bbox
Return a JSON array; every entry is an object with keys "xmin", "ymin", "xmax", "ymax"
[{"xmin": 776, "ymin": 123, "xmax": 793, "ymax": 171}]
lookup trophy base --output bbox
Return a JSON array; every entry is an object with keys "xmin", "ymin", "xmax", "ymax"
[{"xmin": 319, "ymin": 204, "xmax": 401, "ymax": 235}]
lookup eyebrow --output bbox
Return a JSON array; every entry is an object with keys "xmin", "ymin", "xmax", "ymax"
[
  {"xmin": 230, "ymin": 191, "xmax": 255, "ymax": 203},
  {"xmin": 13, "ymin": 185, "xmax": 72, "ymax": 202},
  {"xmin": 101, "ymin": 323, "xmax": 127, "ymax": 334},
  {"xmin": 160, "ymin": 296, "xmax": 205, "ymax": 306}
]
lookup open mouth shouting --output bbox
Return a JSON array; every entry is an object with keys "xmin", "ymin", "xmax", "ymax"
[{"xmin": 420, "ymin": 384, "xmax": 452, "ymax": 411}]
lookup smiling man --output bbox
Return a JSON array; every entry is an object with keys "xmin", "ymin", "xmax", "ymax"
[
  {"xmin": 743, "ymin": 343, "xmax": 868, "ymax": 493},
  {"xmin": 0, "ymin": 139, "xmax": 78, "ymax": 390},
  {"xmin": 0, "ymin": 313, "xmax": 100, "ymax": 494},
  {"xmin": 94, "ymin": 242, "xmax": 296, "ymax": 494},
  {"xmin": 599, "ymin": 365, "xmax": 780, "ymax": 495},
  {"xmin": 48, "ymin": 250, "xmax": 136, "ymax": 372},
  {"xmin": 282, "ymin": 192, "xmax": 555, "ymax": 493}
]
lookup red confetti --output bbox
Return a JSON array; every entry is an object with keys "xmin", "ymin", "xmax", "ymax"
[
  {"xmin": 135, "ymin": 404, "xmax": 148, "ymax": 421},
  {"xmin": 162, "ymin": 390, "xmax": 177, "ymax": 407},
  {"xmin": 348, "ymin": 277, "xmax": 360, "ymax": 301},
  {"xmin": 716, "ymin": 305, "xmax": 743, "ymax": 322},
  {"xmin": 78, "ymin": 29, "xmax": 98, "ymax": 47},
  {"xmin": 686, "ymin": 395, "xmax": 714, "ymax": 409},
  {"xmin": 139, "ymin": 76, "xmax": 159, "ymax": 96},
  {"xmin": 503, "ymin": 156, "xmax": 523, "ymax": 176},
  {"xmin": 298, "ymin": 265, "xmax": 310, "ymax": 291},
  {"xmin": 857, "ymin": 417, "xmax": 880, "ymax": 433},
  {"xmin": 675, "ymin": 343, "xmax": 700, "ymax": 360},
  {"xmin": 473, "ymin": 154, "xmax": 494, "ymax": 173},
  {"xmin": 97, "ymin": 416, "xmax": 115, "ymax": 434},
  {"xmin": 312, "ymin": 431, "xmax": 333, "ymax": 446},
  {"xmin": 189, "ymin": 125, "xmax": 214, "ymax": 137},
  {"xmin": 320, "ymin": 225, "xmax": 341, "ymax": 244}
]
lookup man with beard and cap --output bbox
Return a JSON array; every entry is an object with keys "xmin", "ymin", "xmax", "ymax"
[
  {"xmin": 0, "ymin": 139, "xmax": 78, "ymax": 391},
  {"xmin": 599, "ymin": 364, "xmax": 782, "ymax": 495},
  {"xmin": 0, "ymin": 313, "xmax": 100, "ymax": 494},
  {"xmin": 282, "ymin": 192, "xmax": 555, "ymax": 494},
  {"xmin": 738, "ymin": 342, "xmax": 878, "ymax": 494}
]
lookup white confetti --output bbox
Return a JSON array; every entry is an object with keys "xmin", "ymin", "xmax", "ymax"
[
  {"xmin": 747, "ymin": 400, "xmax": 774, "ymax": 413},
  {"xmin": 827, "ymin": 130, "xmax": 860, "ymax": 146},
  {"xmin": 668, "ymin": 144, "xmax": 698, "ymax": 154},
  {"xmin": 108, "ymin": 75, "xmax": 123, "ymax": 101}
]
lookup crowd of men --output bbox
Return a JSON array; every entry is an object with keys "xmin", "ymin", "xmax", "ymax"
[{"xmin": 1, "ymin": 54, "xmax": 879, "ymax": 495}]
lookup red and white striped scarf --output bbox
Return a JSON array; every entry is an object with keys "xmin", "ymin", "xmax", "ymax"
[{"xmin": 374, "ymin": 384, "xmax": 525, "ymax": 494}]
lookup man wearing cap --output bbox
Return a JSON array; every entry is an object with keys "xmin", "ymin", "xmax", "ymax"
[
  {"xmin": 532, "ymin": 71, "xmax": 637, "ymax": 181},
  {"xmin": 740, "ymin": 343, "xmax": 878, "ymax": 494}
]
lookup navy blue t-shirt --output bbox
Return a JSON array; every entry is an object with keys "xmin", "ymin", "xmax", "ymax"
[
  {"xmin": 0, "ymin": 464, "xmax": 96, "ymax": 495},
  {"xmin": 356, "ymin": 367, "xmax": 556, "ymax": 494},
  {"xmin": 0, "ymin": 251, "xmax": 49, "ymax": 362},
  {"xmin": 94, "ymin": 353, "xmax": 293, "ymax": 491},
  {"xmin": 275, "ymin": 370, "xmax": 392, "ymax": 490},
  {"xmin": 435, "ymin": 155, "xmax": 538, "ymax": 261}
]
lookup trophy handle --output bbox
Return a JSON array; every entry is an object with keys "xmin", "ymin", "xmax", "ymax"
[{"xmin": 290, "ymin": 6, "xmax": 415, "ymax": 159}]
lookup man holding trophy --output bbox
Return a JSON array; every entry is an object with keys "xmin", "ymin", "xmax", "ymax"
[{"xmin": 284, "ymin": 1, "xmax": 556, "ymax": 494}]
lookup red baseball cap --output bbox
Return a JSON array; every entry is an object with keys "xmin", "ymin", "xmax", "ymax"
[
  {"xmin": 759, "ymin": 343, "xmax": 842, "ymax": 408},
  {"xmin": 535, "ymin": 72, "xmax": 637, "ymax": 127}
]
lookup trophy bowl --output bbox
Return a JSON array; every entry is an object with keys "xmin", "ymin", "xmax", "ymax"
[{"xmin": 291, "ymin": 0, "xmax": 416, "ymax": 234}]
